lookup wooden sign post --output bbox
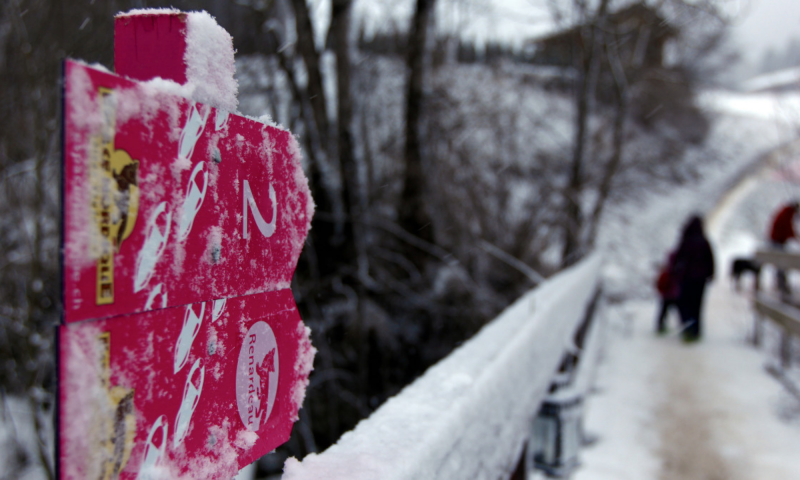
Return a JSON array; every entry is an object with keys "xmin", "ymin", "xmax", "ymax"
[{"xmin": 58, "ymin": 10, "xmax": 315, "ymax": 479}]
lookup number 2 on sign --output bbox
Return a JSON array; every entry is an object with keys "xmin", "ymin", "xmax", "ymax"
[{"xmin": 243, "ymin": 180, "xmax": 277, "ymax": 239}]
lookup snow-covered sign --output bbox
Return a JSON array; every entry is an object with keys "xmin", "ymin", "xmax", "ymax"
[{"xmin": 58, "ymin": 10, "xmax": 315, "ymax": 479}]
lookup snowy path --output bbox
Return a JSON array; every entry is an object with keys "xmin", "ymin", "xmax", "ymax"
[
  {"xmin": 575, "ymin": 279, "xmax": 800, "ymax": 479},
  {"xmin": 575, "ymin": 132, "xmax": 800, "ymax": 479}
]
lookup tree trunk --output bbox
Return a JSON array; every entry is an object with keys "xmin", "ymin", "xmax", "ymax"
[
  {"xmin": 587, "ymin": 36, "xmax": 632, "ymax": 243},
  {"xmin": 561, "ymin": 0, "xmax": 610, "ymax": 267},
  {"xmin": 398, "ymin": 0, "xmax": 437, "ymax": 270},
  {"xmin": 288, "ymin": 0, "xmax": 349, "ymax": 277},
  {"xmin": 329, "ymin": 0, "xmax": 358, "ymax": 262},
  {"xmin": 289, "ymin": 0, "xmax": 330, "ymax": 150}
]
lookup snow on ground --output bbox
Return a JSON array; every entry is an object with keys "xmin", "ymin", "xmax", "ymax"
[
  {"xmin": 576, "ymin": 286, "xmax": 800, "ymax": 480},
  {"xmin": 575, "ymin": 97, "xmax": 800, "ymax": 480},
  {"xmin": 701, "ymin": 89, "xmax": 800, "ymax": 124},
  {"xmin": 0, "ymin": 397, "xmax": 50, "ymax": 480}
]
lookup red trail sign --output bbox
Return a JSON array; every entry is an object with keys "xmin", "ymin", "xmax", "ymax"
[{"xmin": 58, "ymin": 10, "xmax": 315, "ymax": 479}]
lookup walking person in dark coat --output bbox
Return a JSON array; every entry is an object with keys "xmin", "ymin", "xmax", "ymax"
[{"xmin": 672, "ymin": 216, "xmax": 715, "ymax": 342}]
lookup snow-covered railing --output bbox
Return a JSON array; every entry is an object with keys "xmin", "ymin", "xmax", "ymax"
[
  {"xmin": 283, "ymin": 254, "xmax": 603, "ymax": 480},
  {"xmin": 568, "ymin": 286, "xmax": 604, "ymax": 399},
  {"xmin": 755, "ymin": 249, "xmax": 800, "ymax": 273},
  {"xmin": 752, "ymin": 249, "xmax": 800, "ymax": 363},
  {"xmin": 753, "ymin": 296, "xmax": 800, "ymax": 367}
]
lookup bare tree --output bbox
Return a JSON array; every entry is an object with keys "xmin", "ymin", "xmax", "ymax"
[
  {"xmin": 546, "ymin": 0, "xmax": 725, "ymax": 266},
  {"xmin": 398, "ymin": 0, "xmax": 438, "ymax": 270},
  {"xmin": 561, "ymin": 0, "xmax": 611, "ymax": 267},
  {"xmin": 329, "ymin": 0, "xmax": 358, "ymax": 261}
]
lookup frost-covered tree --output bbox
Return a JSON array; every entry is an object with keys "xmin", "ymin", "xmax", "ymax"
[{"xmin": 538, "ymin": 0, "xmax": 731, "ymax": 266}]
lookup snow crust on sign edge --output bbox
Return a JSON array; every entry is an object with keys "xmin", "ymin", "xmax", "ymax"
[
  {"xmin": 63, "ymin": 61, "xmax": 105, "ymax": 272},
  {"xmin": 290, "ymin": 322, "xmax": 317, "ymax": 422},
  {"xmin": 285, "ymin": 132, "xmax": 316, "ymax": 249},
  {"xmin": 60, "ymin": 322, "xmax": 107, "ymax": 480}
]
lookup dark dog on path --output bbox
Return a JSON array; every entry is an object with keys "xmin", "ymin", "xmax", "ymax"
[{"xmin": 731, "ymin": 257, "xmax": 761, "ymax": 291}]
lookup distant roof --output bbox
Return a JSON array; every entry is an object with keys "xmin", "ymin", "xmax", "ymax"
[
  {"xmin": 527, "ymin": 4, "xmax": 676, "ymax": 45},
  {"xmin": 741, "ymin": 67, "xmax": 800, "ymax": 93}
]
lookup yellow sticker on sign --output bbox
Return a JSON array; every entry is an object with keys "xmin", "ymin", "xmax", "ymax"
[{"xmin": 92, "ymin": 87, "xmax": 140, "ymax": 305}]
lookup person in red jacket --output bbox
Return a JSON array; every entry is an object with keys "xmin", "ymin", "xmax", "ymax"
[
  {"xmin": 769, "ymin": 201, "xmax": 799, "ymax": 294},
  {"xmin": 770, "ymin": 202, "xmax": 799, "ymax": 245},
  {"xmin": 655, "ymin": 252, "xmax": 679, "ymax": 334}
]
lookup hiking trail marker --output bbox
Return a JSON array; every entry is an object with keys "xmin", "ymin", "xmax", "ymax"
[{"xmin": 58, "ymin": 9, "xmax": 315, "ymax": 480}]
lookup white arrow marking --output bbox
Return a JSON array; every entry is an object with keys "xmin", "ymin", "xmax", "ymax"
[{"xmin": 243, "ymin": 180, "xmax": 277, "ymax": 239}]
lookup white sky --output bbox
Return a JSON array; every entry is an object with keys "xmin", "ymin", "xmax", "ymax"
[
  {"xmin": 730, "ymin": 0, "xmax": 800, "ymax": 66},
  {"xmin": 351, "ymin": 0, "xmax": 554, "ymax": 50},
  {"xmin": 344, "ymin": 0, "xmax": 800, "ymax": 68}
]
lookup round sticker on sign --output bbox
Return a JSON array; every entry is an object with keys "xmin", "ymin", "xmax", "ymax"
[{"xmin": 236, "ymin": 321, "xmax": 279, "ymax": 431}]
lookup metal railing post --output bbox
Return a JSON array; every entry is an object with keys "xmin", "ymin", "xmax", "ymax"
[
  {"xmin": 781, "ymin": 328, "xmax": 792, "ymax": 370},
  {"xmin": 753, "ymin": 312, "xmax": 763, "ymax": 347}
]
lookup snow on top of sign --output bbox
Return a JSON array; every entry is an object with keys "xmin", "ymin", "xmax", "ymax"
[
  {"xmin": 115, "ymin": 7, "xmax": 182, "ymax": 17},
  {"xmin": 185, "ymin": 11, "xmax": 238, "ymax": 113},
  {"xmin": 88, "ymin": 62, "xmax": 111, "ymax": 73},
  {"xmin": 138, "ymin": 77, "xmax": 194, "ymax": 108},
  {"xmin": 245, "ymin": 113, "xmax": 283, "ymax": 131},
  {"xmin": 116, "ymin": 79, "xmax": 185, "ymax": 136}
]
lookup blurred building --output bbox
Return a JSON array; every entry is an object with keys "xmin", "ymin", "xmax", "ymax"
[{"xmin": 527, "ymin": 4, "xmax": 677, "ymax": 71}]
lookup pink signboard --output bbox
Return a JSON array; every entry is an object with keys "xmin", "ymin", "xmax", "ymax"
[
  {"xmin": 58, "ymin": 10, "xmax": 315, "ymax": 480},
  {"xmin": 62, "ymin": 60, "xmax": 312, "ymax": 324},
  {"xmin": 59, "ymin": 290, "xmax": 314, "ymax": 479}
]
